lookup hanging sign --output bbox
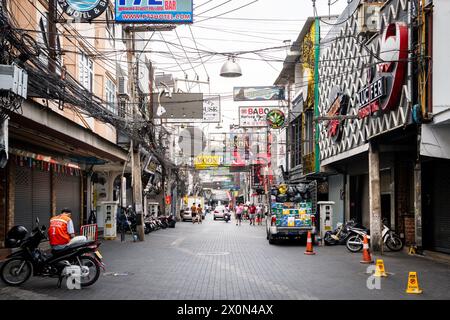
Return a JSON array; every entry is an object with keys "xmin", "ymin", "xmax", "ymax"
[
  {"xmin": 115, "ymin": 0, "xmax": 193, "ymax": 24},
  {"xmin": 357, "ymin": 22, "xmax": 408, "ymax": 119},
  {"xmin": 239, "ymin": 106, "xmax": 278, "ymax": 127},
  {"xmin": 326, "ymin": 86, "xmax": 349, "ymax": 143},
  {"xmin": 266, "ymin": 109, "xmax": 286, "ymax": 129},
  {"xmin": 58, "ymin": 0, "xmax": 109, "ymax": 21},
  {"xmin": 233, "ymin": 86, "xmax": 285, "ymax": 101},
  {"xmin": 194, "ymin": 155, "xmax": 220, "ymax": 169},
  {"xmin": 203, "ymin": 95, "xmax": 221, "ymax": 123}
]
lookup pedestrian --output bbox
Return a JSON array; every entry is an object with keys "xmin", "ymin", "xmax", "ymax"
[
  {"xmin": 243, "ymin": 204, "xmax": 249, "ymax": 221},
  {"xmin": 256, "ymin": 204, "xmax": 263, "ymax": 226},
  {"xmin": 249, "ymin": 203, "xmax": 256, "ymax": 225},
  {"xmin": 197, "ymin": 204, "xmax": 203, "ymax": 224},
  {"xmin": 235, "ymin": 203, "xmax": 243, "ymax": 226},
  {"xmin": 191, "ymin": 202, "xmax": 197, "ymax": 224}
]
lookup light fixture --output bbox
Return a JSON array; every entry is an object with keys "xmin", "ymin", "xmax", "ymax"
[{"xmin": 220, "ymin": 56, "xmax": 242, "ymax": 78}]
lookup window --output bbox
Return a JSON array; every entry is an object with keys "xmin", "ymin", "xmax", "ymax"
[
  {"xmin": 105, "ymin": 78, "xmax": 117, "ymax": 114},
  {"xmin": 79, "ymin": 52, "xmax": 93, "ymax": 92},
  {"xmin": 290, "ymin": 116, "xmax": 302, "ymax": 168},
  {"xmin": 303, "ymin": 110, "xmax": 314, "ymax": 156}
]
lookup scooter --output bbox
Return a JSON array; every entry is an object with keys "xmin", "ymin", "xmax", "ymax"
[
  {"xmin": 224, "ymin": 211, "xmax": 231, "ymax": 223},
  {"xmin": 0, "ymin": 218, "xmax": 104, "ymax": 287},
  {"xmin": 324, "ymin": 219, "xmax": 363, "ymax": 245}
]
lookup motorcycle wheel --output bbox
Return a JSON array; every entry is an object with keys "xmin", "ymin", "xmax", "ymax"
[
  {"xmin": 386, "ymin": 234, "xmax": 404, "ymax": 252},
  {"xmin": 346, "ymin": 234, "xmax": 364, "ymax": 252},
  {"xmin": 73, "ymin": 255, "xmax": 100, "ymax": 287},
  {"xmin": 0, "ymin": 258, "xmax": 33, "ymax": 286}
]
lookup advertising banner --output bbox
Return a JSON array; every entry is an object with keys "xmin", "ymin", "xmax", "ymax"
[
  {"xmin": 233, "ymin": 86, "xmax": 285, "ymax": 101},
  {"xmin": 239, "ymin": 106, "xmax": 278, "ymax": 127},
  {"xmin": 115, "ymin": 0, "xmax": 193, "ymax": 24},
  {"xmin": 58, "ymin": 0, "xmax": 109, "ymax": 22},
  {"xmin": 194, "ymin": 155, "xmax": 220, "ymax": 170},
  {"xmin": 203, "ymin": 95, "xmax": 221, "ymax": 123}
]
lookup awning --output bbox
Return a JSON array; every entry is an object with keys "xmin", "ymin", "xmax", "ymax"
[{"xmin": 420, "ymin": 123, "xmax": 450, "ymax": 160}]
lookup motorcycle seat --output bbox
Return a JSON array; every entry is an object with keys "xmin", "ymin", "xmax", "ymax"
[{"xmin": 51, "ymin": 240, "xmax": 96, "ymax": 255}]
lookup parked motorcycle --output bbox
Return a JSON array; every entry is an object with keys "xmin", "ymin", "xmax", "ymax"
[
  {"xmin": 0, "ymin": 218, "xmax": 104, "ymax": 287},
  {"xmin": 324, "ymin": 219, "xmax": 364, "ymax": 246},
  {"xmin": 345, "ymin": 218, "xmax": 403, "ymax": 252}
]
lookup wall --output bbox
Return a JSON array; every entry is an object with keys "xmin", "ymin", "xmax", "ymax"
[
  {"xmin": 328, "ymin": 174, "xmax": 344, "ymax": 229},
  {"xmin": 432, "ymin": 0, "xmax": 450, "ymax": 117}
]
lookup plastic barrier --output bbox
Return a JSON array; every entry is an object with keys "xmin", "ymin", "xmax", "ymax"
[{"xmin": 80, "ymin": 224, "xmax": 98, "ymax": 242}]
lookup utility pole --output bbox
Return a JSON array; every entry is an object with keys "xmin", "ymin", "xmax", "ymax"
[
  {"xmin": 126, "ymin": 26, "xmax": 145, "ymax": 241},
  {"xmin": 48, "ymin": 0, "xmax": 57, "ymax": 73},
  {"xmin": 368, "ymin": 142, "xmax": 382, "ymax": 252}
]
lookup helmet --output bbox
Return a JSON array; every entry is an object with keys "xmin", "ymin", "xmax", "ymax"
[{"xmin": 5, "ymin": 225, "xmax": 28, "ymax": 248}]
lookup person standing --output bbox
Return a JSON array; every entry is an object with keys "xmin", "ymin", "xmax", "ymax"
[
  {"xmin": 256, "ymin": 204, "xmax": 263, "ymax": 226},
  {"xmin": 235, "ymin": 203, "xmax": 243, "ymax": 226}
]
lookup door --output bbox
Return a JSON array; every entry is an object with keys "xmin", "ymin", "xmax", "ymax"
[{"xmin": 55, "ymin": 174, "xmax": 81, "ymax": 232}]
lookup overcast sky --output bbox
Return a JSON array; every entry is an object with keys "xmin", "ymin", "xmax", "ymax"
[{"xmin": 149, "ymin": 0, "xmax": 350, "ymax": 131}]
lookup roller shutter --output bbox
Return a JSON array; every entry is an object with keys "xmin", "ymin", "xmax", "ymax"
[
  {"xmin": 55, "ymin": 174, "xmax": 81, "ymax": 231},
  {"xmin": 32, "ymin": 170, "xmax": 51, "ymax": 230},
  {"xmin": 431, "ymin": 162, "xmax": 450, "ymax": 253}
]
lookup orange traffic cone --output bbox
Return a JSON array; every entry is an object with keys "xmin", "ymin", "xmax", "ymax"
[
  {"xmin": 304, "ymin": 231, "xmax": 316, "ymax": 255},
  {"xmin": 360, "ymin": 235, "xmax": 374, "ymax": 264}
]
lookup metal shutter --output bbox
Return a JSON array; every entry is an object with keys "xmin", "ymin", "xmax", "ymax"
[
  {"xmin": 55, "ymin": 174, "xmax": 81, "ymax": 231},
  {"xmin": 432, "ymin": 162, "xmax": 450, "ymax": 253},
  {"xmin": 14, "ymin": 166, "xmax": 33, "ymax": 231},
  {"xmin": 32, "ymin": 170, "xmax": 51, "ymax": 230}
]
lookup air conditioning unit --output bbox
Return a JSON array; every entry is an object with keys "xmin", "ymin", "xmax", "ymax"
[
  {"xmin": 357, "ymin": 2, "xmax": 383, "ymax": 35},
  {"xmin": 0, "ymin": 63, "xmax": 28, "ymax": 98},
  {"xmin": 118, "ymin": 76, "xmax": 129, "ymax": 97}
]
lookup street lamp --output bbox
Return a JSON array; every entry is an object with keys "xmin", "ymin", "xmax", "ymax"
[{"xmin": 220, "ymin": 56, "xmax": 242, "ymax": 78}]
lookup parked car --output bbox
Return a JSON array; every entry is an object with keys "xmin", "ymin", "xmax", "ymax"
[
  {"xmin": 213, "ymin": 205, "xmax": 227, "ymax": 220},
  {"xmin": 181, "ymin": 210, "xmax": 193, "ymax": 221}
]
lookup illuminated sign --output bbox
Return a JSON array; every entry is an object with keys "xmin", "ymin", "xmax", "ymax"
[
  {"xmin": 326, "ymin": 87, "xmax": 349, "ymax": 143},
  {"xmin": 266, "ymin": 109, "xmax": 286, "ymax": 129},
  {"xmin": 115, "ymin": 0, "xmax": 193, "ymax": 24},
  {"xmin": 58, "ymin": 0, "xmax": 108, "ymax": 21}
]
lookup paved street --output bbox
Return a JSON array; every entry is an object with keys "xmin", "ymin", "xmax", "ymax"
[{"xmin": 0, "ymin": 214, "xmax": 449, "ymax": 300}]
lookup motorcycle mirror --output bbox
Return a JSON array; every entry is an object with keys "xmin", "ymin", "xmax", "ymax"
[{"xmin": 35, "ymin": 217, "xmax": 40, "ymax": 226}]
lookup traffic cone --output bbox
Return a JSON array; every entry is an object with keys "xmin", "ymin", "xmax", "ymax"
[
  {"xmin": 304, "ymin": 231, "xmax": 316, "ymax": 255},
  {"xmin": 360, "ymin": 235, "xmax": 374, "ymax": 264},
  {"xmin": 406, "ymin": 272, "xmax": 423, "ymax": 294},
  {"xmin": 374, "ymin": 259, "xmax": 388, "ymax": 277}
]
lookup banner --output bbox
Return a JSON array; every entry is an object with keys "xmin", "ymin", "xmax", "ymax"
[
  {"xmin": 239, "ymin": 106, "xmax": 278, "ymax": 127},
  {"xmin": 115, "ymin": 0, "xmax": 193, "ymax": 24},
  {"xmin": 203, "ymin": 95, "xmax": 221, "ymax": 123},
  {"xmin": 194, "ymin": 155, "xmax": 220, "ymax": 169}
]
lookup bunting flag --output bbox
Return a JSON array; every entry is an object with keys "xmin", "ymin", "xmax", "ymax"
[{"xmin": 13, "ymin": 154, "xmax": 81, "ymax": 176}]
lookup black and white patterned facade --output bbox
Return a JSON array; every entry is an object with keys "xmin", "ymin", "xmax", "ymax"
[{"xmin": 318, "ymin": 0, "xmax": 412, "ymax": 164}]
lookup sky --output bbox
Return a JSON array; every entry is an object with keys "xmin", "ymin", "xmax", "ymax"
[{"xmin": 148, "ymin": 0, "xmax": 350, "ymax": 144}]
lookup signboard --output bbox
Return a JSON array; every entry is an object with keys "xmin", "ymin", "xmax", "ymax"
[
  {"xmin": 326, "ymin": 86, "xmax": 349, "ymax": 143},
  {"xmin": 115, "ymin": 0, "xmax": 193, "ymax": 24},
  {"xmin": 356, "ymin": 22, "xmax": 408, "ymax": 119},
  {"xmin": 143, "ymin": 155, "xmax": 158, "ymax": 175},
  {"xmin": 203, "ymin": 95, "xmax": 221, "ymax": 123},
  {"xmin": 266, "ymin": 109, "xmax": 286, "ymax": 129},
  {"xmin": 239, "ymin": 106, "xmax": 278, "ymax": 127},
  {"xmin": 58, "ymin": 0, "xmax": 109, "ymax": 21},
  {"xmin": 152, "ymin": 93, "xmax": 203, "ymax": 119},
  {"xmin": 194, "ymin": 155, "xmax": 220, "ymax": 170},
  {"xmin": 234, "ymin": 86, "xmax": 285, "ymax": 101}
]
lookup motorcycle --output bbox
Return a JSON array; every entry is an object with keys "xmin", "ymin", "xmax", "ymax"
[
  {"xmin": 224, "ymin": 212, "xmax": 231, "ymax": 223},
  {"xmin": 345, "ymin": 218, "xmax": 403, "ymax": 252},
  {"xmin": 324, "ymin": 219, "xmax": 363, "ymax": 246},
  {"xmin": 0, "ymin": 218, "xmax": 104, "ymax": 287}
]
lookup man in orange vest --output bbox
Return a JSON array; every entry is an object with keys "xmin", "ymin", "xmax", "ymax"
[{"xmin": 48, "ymin": 208, "xmax": 76, "ymax": 249}]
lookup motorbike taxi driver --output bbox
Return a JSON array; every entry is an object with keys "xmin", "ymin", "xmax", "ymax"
[{"xmin": 48, "ymin": 208, "xmax": 76, "ymax": 250}]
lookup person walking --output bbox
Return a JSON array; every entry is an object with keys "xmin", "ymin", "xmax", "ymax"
[
  {"xmin": 235, "ymin": 203, "xmax": 243, "ymax": 226},
  {"xmin": 249, "ymin": 203, "xmax": 256, "ymax": 225},
  {"xmin": 256, "ymin": 204, "xmax": 263, "ymax": 226},
  {"xmin": 197, "ymin": 204, "xmax": 203, "ymax": 224},
  {"xmin": 243, "ymin": 203, "xmax": 249, "ymax": 221},
  {"xmin": 191, "ymin": 202, "xmax": 197, "ymax": 224}
]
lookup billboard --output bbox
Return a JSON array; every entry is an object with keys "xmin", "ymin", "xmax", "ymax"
[
  {"xmin": 152, "ymin": 93, "xmax": 203, "ymax": 119},
  {"xmin": 115, "ymin": 0, "xmax": 193, "ymax": 24},
  {"xmin": 239, "ymin": 106, "xmax": 278, "ymax": 128},
  {"xmin": 233, "ymin": 86, "xmax": 285, "ymax": 101}
]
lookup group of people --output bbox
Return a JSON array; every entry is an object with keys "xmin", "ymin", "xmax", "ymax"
[
  {"xmin": 190, "ymin": 203, "xmax": 203, "ymax": 224},
  {"xmin": 233, "ymin": 203, "xmax": 263, "ymax": 226}
]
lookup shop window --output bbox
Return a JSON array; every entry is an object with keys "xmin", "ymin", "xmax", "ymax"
[
  {"xmin": 79, "ymin": 51, "xmax": 93, "ymax": 92},
  {"xmin": 105, "ymin": 78, "xmax": 117, "ymax": 114}
]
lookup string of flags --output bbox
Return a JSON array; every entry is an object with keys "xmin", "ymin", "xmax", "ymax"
[{"xmin": 12, "ymin": 154, "xmax": 82, "ymax": 176}]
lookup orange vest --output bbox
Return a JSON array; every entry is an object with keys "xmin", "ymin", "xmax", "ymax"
[{"xmin": 48, "ymin": 214, "xmax": 72, "ymax": 246}]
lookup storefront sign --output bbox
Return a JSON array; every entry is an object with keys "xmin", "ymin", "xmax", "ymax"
[
  {"xmin": 233, "ymin": 86, "xmax": 285, "ymax": 101},
  {"xmin": 58, "ymin": 0, "xmax": 108, "ymax": 21},
  {"xmin": 115, "ymin": 0, "xmax": 193, "ymax": 24},
  {"xmin": 326, "ymin": 87, "xmax": 349, "ymax": 143},
  {"xmin": 194, "ymin": 155, "xmax": 220, "ymax": 169},
  {"xmin": 203, "ymin": 96, "xmax": 220, "ymax": 123},
  {"xmin": 266, "ymin": 109, "xmax": 286, "ymax": 129},
  {"xmin": 239, "ymin": 106, "xmax": 278, "ymax": 127},
  {"xmin": 357, "ymin": 22, "xmax": 408, "ymax": 119},
  {"xmin": 144, "ymin": 155, "xmax": 158, "ymax": 175}
]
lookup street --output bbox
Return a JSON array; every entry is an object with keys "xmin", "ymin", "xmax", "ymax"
[{"xmin": 1, "ymin": 214, "xmax": 449, "ymax": 300}]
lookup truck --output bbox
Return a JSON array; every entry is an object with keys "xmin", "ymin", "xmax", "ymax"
[{"xmin": 266, "ymin": 197, "xmax": 315, "ymax": 244}]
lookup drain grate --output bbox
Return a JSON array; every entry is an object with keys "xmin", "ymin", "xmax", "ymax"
[{"xmin": 197, "ymin": 252, "xmax": 230, "ymax": 256}]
